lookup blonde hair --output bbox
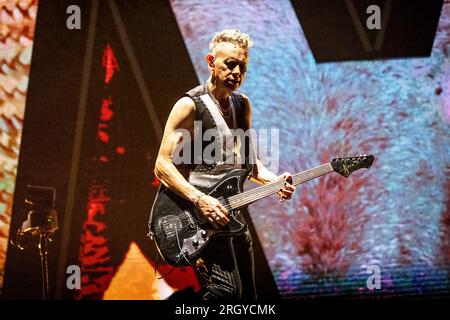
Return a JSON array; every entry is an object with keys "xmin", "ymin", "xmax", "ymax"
[{"xmin": 209, "ymin": 29, "xmax": 253, "ymax": 54}]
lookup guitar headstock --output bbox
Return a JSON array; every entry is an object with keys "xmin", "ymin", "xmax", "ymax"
[{"xmin": 331, "ymin": 154, "xmax": 374, "ymax": 178}]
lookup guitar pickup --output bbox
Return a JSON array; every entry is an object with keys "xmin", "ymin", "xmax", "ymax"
[{"xmin": 159, "ymin": 216, "xmax": 182, "ymax": 238}]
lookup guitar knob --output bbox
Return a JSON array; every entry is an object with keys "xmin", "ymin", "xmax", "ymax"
[
  {"xmin": 192, "ymin": 238, "xmax": 199, "ymax": 246},
  {"xmin": 201, "ymin": 230, "xmax": 207, "ymax": 238}
]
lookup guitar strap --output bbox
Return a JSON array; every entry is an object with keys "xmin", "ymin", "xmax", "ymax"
[{"xmin": 232, "ymin": 93, "xmax": 255, "ymax": 175}]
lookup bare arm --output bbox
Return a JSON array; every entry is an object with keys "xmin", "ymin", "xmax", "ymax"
[
  {"xmin": 154, "ymin": 97, "xmax": 229, "ymax": 226},
  {"xmin": 154, "ymin": 97, "xmax": 204, "ymax": 202},
  {"xmin": 251, "ymin": 158, "xmax": 279, "ymax": 185}
]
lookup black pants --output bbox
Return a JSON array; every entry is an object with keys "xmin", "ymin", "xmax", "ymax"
[{"xmin": 198, "ymin": 229, "xmax": 257, "ymax": 300}]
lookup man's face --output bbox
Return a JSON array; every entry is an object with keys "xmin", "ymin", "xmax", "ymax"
[{"xmin": 210, "ymin": 42, "xmax": 248, "ymax": 92}]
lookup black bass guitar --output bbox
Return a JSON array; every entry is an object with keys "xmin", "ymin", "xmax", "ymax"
[{"xmin": 149, "ymin": 154, "xmax": 374, "ymax": 266}]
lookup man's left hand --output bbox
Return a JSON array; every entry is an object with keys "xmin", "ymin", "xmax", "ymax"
[{"xmin": 277, "ymin": 172, "xmax": 296, "ymax": 202}]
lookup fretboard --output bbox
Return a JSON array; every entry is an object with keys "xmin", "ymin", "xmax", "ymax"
[{"xmin": 226, "ymin": 163, "xmax": 333, "ymax": 210}]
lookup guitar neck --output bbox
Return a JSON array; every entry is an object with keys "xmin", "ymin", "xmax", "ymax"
[{"xmin": 226, "ymin": 163, "xmax": 333, "ymax": 210}]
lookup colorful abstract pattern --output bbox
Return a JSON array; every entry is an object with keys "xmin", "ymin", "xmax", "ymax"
[
  {"xmin": 1, "ymin": 0, "xmax": 449, "ymax": 299},
  {"xmin": 0, "ymin": 0, "xmax": 38, "ymax": 291},
  {"xmin": 170, "ymin": 0, "xmax": 450, "ymax": 297}
]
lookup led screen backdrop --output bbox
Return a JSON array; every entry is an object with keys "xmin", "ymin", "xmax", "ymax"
[
  {"xmin": 170, "ymin": 0, "xmax": 450, "ymax": 298},
  {"xmin": 0, "ymin": 0, "xmax": 38, "ymax": 291},
  {"xmin": 1, "ymin": 0, "xmax": 449, "ymax": 299}
]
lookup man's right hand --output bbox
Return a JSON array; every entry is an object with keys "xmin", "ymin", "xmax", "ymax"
[{"xmin": 196, "ymin": 194, "xmax": 229, "ymax": 227}]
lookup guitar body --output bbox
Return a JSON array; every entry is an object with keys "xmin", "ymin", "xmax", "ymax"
[{"xmin": 149, "ymin": 169, "xmax": 250, "ymax": 266}]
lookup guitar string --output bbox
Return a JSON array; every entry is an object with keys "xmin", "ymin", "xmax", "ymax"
[
  {"xmin": 159, "ymin": 169, "xmax": 333, "ymax": 263},
  {"xmin": 160, "ymin": 166, "xmax": 332, "ymax": 229},
  {"xmin": 223, "ymin": 165, "xmax": 332, "ymax": 210},
  {"xmin": 228, "ymin": 158, "xmax": 368, "ymax": 208},
  {"xmin": 159, "ymin": 161, "xmax": 360, "ymax": 262},
  {"xmin": 161, "ymin": 160, "xmax": 359, "ymax": 228},
  {"xmin": 233, "ymin": 165, "xmax": 330, "ymax": 204},
  {"xmin": 156, "ymin": 223, "xmax": 190, "ymax": 279},
  {"xmin": 161, "ymin": 213, "xmax": 212, "ymax": 234},
  {"xmin": 228, "ymin": 157, "xmax": 366, "ymax": 209},
  {"xmin": 223, "ymin": 173, "xmax": 310, "ymax": 209},
  {"xmin": 175, "ymin": 225, "xmax": 192, "ymax": 265},
  {"xmin": 159, "ymin": 168, "xmax": 332, "ymax": 259},
  {"xmin": 222, "ymin": 177, "xmax": 309, "ymax": 210}
]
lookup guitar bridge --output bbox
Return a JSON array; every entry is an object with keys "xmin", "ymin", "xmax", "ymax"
[
  {"xmin": 159, "ymin": 215, "xmax": 182, "ymax": 238},
  {"xmin": 184, "ymin": 211, "xmax": 196, "ymax": 229}
]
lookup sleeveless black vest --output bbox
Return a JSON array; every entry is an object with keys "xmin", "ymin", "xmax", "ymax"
[{"xmin": 182, "ymin": 83, "xmax": 252, "ymax": 173}]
